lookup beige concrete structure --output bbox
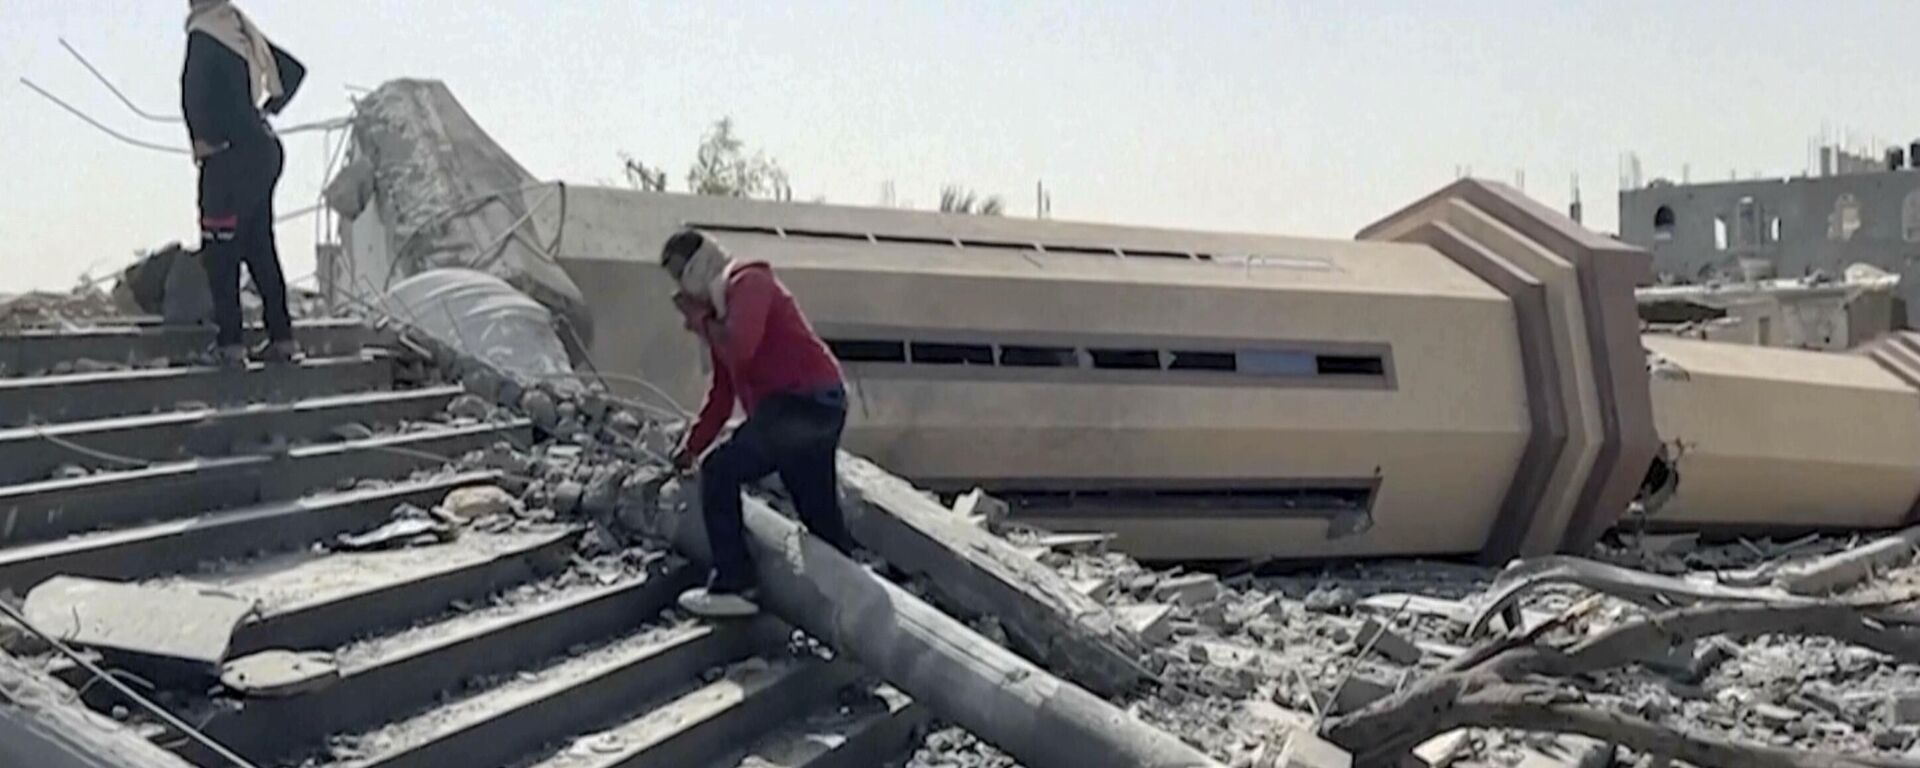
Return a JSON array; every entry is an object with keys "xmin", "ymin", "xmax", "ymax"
[
  {"xmin": 545, "ymin": 180, "xmax": 1655, "ymax": 562},
  {"xmin": 1361, "ymin": 181, "xmax": 1660, "ymax": 555},
  {"xmin": 1644, "ymin": 335, "xmax": 1920, "ymax": 531}
]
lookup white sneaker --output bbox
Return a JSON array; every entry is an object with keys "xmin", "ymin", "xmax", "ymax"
[{"xmin": 678, "ymin": 587, "xmax": 760, "ymax": 618}]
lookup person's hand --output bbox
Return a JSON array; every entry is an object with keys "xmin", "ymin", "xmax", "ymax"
[
  {"xmin": 670, "ymin": 441, "xmax": 697, "ymax": 475},
  {"xmin": 192, "ymin": 140, "xmax": 229, "ymax": 159},
  {"xmin": 672, "ymin": 292, "xmax": 713, "ymax": 333}
]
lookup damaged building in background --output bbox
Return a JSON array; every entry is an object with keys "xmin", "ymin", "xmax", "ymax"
[
  {"xmin": 18, "ymin": 77, "xmax": 1920, "ymax": 768},
  {"xmin": 1620, "ymin": 141, "xmax": 1920, "ymax": 329}
]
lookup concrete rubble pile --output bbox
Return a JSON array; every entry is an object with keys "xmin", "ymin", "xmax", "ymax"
[
  {"xmin": 11, "ymin": 277, "xmax": 1920, "ymax": 768},
  {"xmin": 381, "ymin": 316, "xmax": 1920, "ymax": 768}
]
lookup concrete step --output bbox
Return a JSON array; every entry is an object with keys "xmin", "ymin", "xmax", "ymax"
[
  {"xmin": 0, "ymin": 385, "xmax": 464, "ymax": 485},
  {"xmin": 166, "ymin": 559, "xmax": 698, "ymax": 767},
  {"xmin": 524, "ymin": 658, "xmax": 858, "ymax": 768},
  {"xmin": 723, "ymin": 686, "xmax": 930, "ymax": 768},
  {"xmin": 203, "ymin": 526, "xmax": 582, "ymax": 655},
  {"xmin": 0, "ymin": 419, "xmax": 529, "ymax": 545},
  {"xmin": 0, "ymin": 354, "xmax": 392, "ymax": 427},
  {"xmin": 0, "ymin": 471, "xmax": 498, "ymax": 594},
  {"xmin": 309, "ymin": 619, "xmax": 784, "ymax": 768},
  {"xmin": 0, "ymin": 318, "xmax": 389, "ymax": 376}
]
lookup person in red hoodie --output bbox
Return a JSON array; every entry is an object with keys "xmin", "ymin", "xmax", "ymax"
[{"xmin": 662, "ymin": 230, "xmax": 855, "ymax": 618}]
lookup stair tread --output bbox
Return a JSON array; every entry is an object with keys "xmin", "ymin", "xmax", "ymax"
[
  {"xmin": 725, "ymin": 685, "xmax": 925, "ymax": 768},
  {"xmin": 169, "ymin": 526, "xmax": 577, "ymax": 625},
  {"xmin": 322, "ymin": 620, "xmax": 758, "ymax": 768},
  {"xmin": 523, "ymin": 657, "xmax": 838, "ymax": 768},
  {"xmin": 0, "ymin": 471, "xmax": 498, "ymax": 593}
]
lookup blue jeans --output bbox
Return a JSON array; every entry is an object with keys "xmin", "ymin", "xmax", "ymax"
[{"xmin": 700, "ymin": 387, "xmax": 853, "ymax": 591}]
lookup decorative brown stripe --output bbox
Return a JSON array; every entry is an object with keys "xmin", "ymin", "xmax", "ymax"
[
  {"xmin": 1443, "ymin": 181, "xmax": 1658, "ymax": 553},
  {"xmin": 1385, "ymin": 220, "xmax": 1568, "ymax": 564}
]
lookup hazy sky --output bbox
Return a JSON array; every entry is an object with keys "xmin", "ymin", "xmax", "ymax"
[{"xmin": 3, "ymin": 1, "xmax": 1915, "ymax": 293}]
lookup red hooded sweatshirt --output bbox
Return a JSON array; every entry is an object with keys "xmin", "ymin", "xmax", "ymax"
[{"xmin": 683, "ymin": 263, "xmax": 844, "ymax": 457}]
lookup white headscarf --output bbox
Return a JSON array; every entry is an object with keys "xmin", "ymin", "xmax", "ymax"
[
  {"xmin": 186, "ymin": 0, "xmax": 283, "ymax": 107},
  {"xmin": 677, "ymin": 240, "xmax": 737, "ymax": 319}
]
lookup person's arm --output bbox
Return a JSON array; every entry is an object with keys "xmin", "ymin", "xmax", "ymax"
[
  {"xmin": 182, "ymin": 33, "xmax": 239, "ymax": 155},
  {"xmin": 262, "ymin": 43, "xmax": 306, "ymax": 116},
  {"xmin": 678, "ymin": 346, "xmax": 736, "ymax": 465},
  {"xmin": 702, "ymin": 269, "xmax": 774, "ymax": 372}
]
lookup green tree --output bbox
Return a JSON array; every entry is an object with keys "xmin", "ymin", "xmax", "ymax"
[
  {"xmin": 687, "ymin": 118, "xmax": 790, "ymax": 200},
  {"xmin": 939, "ymin": 185, "xmax": 1004, "ymax": 216}
]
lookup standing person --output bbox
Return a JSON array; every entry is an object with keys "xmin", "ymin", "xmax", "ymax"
[
  {"xmin": 662, "ymin": 230, "xmax": 857, "ymax": 618},
  {"xmin": 181, "ymin": 0, "xmax": 306, "ymax": 365}
]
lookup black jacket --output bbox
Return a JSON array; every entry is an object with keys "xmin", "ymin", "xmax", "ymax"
[{"xmin": 181, "ymin": 31, "xmax": 306, "ymax": 149}]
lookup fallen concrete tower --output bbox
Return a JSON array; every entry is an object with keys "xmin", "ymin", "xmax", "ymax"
[
  {"xmin": 329, "ymin": 78, "xmax": 1920, "ymax": 563},
  {"xmin": 1637, "ymin": 333, "xmax": 1920, "ymax": 533},
  {"xmin": 527, "ymin": 179, "xmax": 1660, "ymax": 563},
  {"xmin": 320, "ymin": 81, "xmax": 1652, "ymax": 562}
]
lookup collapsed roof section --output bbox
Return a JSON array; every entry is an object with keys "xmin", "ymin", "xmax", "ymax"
[{"xmin": 321, "ymin": 79, "xmax": 593, "ymax": 343}]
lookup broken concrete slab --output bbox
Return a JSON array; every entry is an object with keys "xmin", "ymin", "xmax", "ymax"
[
  {"xmin": 838, "ymin": 454, "xmax": 1148, "ymax": 696},
  {"xmin": 1774, "ymin": 527, "xmax": 1920, "ymax": 595},
  {"xmin": 1279, "ymin": 726, "xmax": 1355, "ymax": 768},
  {"xmin": 1037, "ymin": 532, "xmax": 1116, "ymax": 555},
  {"xmin": 1331, "ymin": 675, "xmax": 1396, "ymax": 715},
  {"xmin": 1892, "ymin": 692, "xmax": 1920, "ymax": 725},
  {"xmin": 0, "ymin": 650, "xmax": 199, "ymax": 768},
  {"xmin": 1410, "ymin": 730, "xmax": 1470, "ymax": 768},
  {"xmin": 1116, "ymin": 604, "xmax": 1177, "ymax": 646},
  {"xmin": 22, "ymin": 576, "xmax": 256, "ymax": 672},
  {"xmin": 950, "ymin": 488, "xmax": 1008, "ymax": 529},
  {"xmin": 220, "ymin": 649, "xmax": 340, "ymax": 698},
  {"xmin": 1358, "ymin": 619, "xmax": 1425, "ymax": 665},
  {"xmin": 1152, "ymin": 573, "xmax": 1224, "ymax": 608},
  {"xmin": 1070, "ymin": 577, "xmax": 1116, "ymax": 603}
]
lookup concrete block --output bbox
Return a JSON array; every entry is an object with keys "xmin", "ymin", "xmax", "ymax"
[
  {"xmin": 1410, "ymin": 729, "xmax": 1470, "ymax": 768},
  {"xmin": 1116, "ymin": 603, "xmax": 1176, "ymax": 645},
  {"xmin": 1331, "ymin": 674, "xmax": 1395, "ymax": 715},
  {"xmin": 1152, "ymin": 573, "xmax": 1224, "ymax": 608},
  {"xmin": 1358, "ymin": 619, "xmax": 1424, "ymax": 665},
  {"xmin": 1777, "ymin": 528, "xmax": 1920, "ymax": 595},
  {"xmin": 951, "ymin": 488, "xmax": 1008, "ymax": 527},
  {"xmin": 24, "ymin": 576, "xmax": 255, "ymax": 671},
  {"xmin": 1279, "ymin": 725, "xmax": 1354, "ymax": 768},
  {"xmin": 1070, "ymin": 577, "xmax": 1116, "ymax": 603},
  {"xmin": 1037, "ymin": 532, "xmax": 1116, "ymax": 554},
  {"xmin": 221, "ymin": 649, "xmax": 340, "ymax": 698},
  {"xmin": 1892, "ymin": 691, "xmax": 1920, "ymax": 724}
]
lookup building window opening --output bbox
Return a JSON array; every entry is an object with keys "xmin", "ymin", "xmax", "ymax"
[
  {"xmin": 1088, "ymin": 349, "xmax": 1162, "ymax": 370},
  {"xmin": 1713, "ymin": 216, "xmax": 1729, "ymax": 251},
  {"xmin": 1903, "ymin": 190, "xmax": 1920, "ymax": 243},
  {"xmin": 1769, "ymin": 216, "xmax": 1782, "ymax": 244},
  {"xmin": 1316, "ymin": 355, "xmax": 1387, "ymax": 377},
  {"xmin": 1653, "ymin": 206, "xmax": 1677, "ymax": 241},
  {"xmin": 999, "ymin": 346, "xmax": 1078, "ymax": 368},
  {"xmin": 826, "ymin": 339, "xmax": 906, "ymax": 363},
  {"xmin": 1831, "ymin": 194, "xmax": 1862, "ymax": 242},
  {"xmin": 910, "ymin": 342, "xmax": 994, "ymax": 365},
  {"xmin": 1168, "ymin": 351, "xmax": 1237, "ymax": 371}
]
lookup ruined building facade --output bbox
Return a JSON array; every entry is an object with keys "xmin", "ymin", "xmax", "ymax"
[{"xmin": 1618, "ymin": 147, "xmax": 1920, "ymax": 285}]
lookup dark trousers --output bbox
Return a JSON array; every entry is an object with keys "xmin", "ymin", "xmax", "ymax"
[
  {"xmin": 197, "ymin": 136, "xmax": 291, "ymax": 347},
  {"xmin": 700, "ymin": 388, "xmax": 854, "ymax": 591}
]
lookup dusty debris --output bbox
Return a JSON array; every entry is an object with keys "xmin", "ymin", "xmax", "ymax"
[
  {"xmin": 334, "ymin": 504, "xmax": 459, "ymax": 551},
  {"xmin": 438, "ymin": 484, "xmax": 521, "ymax": 520},
  {"xmin": 1773, "ymin": 527, "xmax": 1920, "ymax": 596}
]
